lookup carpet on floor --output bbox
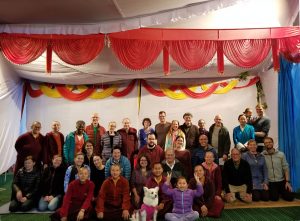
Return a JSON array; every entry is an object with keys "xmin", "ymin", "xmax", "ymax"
[{"xmin": 0, "ymin": 202, "xmax": 52, "ymax": 215}]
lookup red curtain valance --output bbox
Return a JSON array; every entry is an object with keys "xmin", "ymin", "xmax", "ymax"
[
  {"xmin": 169, "ymin": 40, "xmax": 217, "ymax": 70},
  {"xmin": 0, "ymin": 36, "xmax": 48, "ymax": 64},
  {"xmin": 110, "ymin": 38, "xmax": 164, "ymax": 70},
  {"xmin": 2, "ymin": 27, "xmax": 300, "ymax": 74},
  {"xmin": 0, "ymin": 34, "xmax": 104, "ymax": 72}
]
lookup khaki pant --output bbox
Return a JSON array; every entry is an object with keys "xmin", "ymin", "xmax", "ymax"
[{"xmin": 225, "ymin": 184, "xmax": 252, "ymax": 203}]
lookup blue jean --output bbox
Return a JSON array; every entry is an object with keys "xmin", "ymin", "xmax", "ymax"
[{"xmin": 38, "ymin": 195, "xmax": 62, "ymax": 211}]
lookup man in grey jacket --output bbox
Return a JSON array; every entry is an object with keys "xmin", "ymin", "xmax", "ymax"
[{"xmin": 263, "ymin": 137, "xmax": 294, "ymax": 201}]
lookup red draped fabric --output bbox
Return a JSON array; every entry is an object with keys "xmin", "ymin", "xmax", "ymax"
[
  {"xmin": 141, "ymin": 80, "xmax": 165, "ymax": 97},
  {"xmin": 27, "ymin": 82, "xmax": 43, "ymax": 97},
  {"xmin": 272, "ymin": 39, "xmax": 280, "ymax": 71},
  {"xmin": 278, "ymin": 36, "xmax": 300, "ymax": 63},
  {"xmin": 179, "ymin": 84, "xmax": 219, "ymax": 98},
  {"xmin": 220, "ymin": 76, "xmax": 260, "ymax": 89},
  {"xmin": 217, "ymin": 41, "xmax": 224, "ymax": 73},
  {"xmin": 0, "ymin": 36, "xmax": 48, "ymax": 64},
  {"xmin": 163, "ymin": 46, "xmax": 170, "ymax": 75},
  {"xmin": 112, "ymin": 80, "xmax": 136, "ymax": 97},
  {"xmin": 223, "ymin": 39, "xmax": 271, "ymax": 68},
  {"xmin": 2, "ymin": 28, "xmax": 300, "ymax": 74},
  {"xmin": 56, "ymin": 85, "xmax": 94, "ymax": 101},
  {"xmin": 169, "ymin": 40, "xmax": 217, "ymax": 70},
  {"xmin": 52, "ymin": 36, "xmax": 104, "ymax": 65},
  {"xmin": 110, "ymin": 38, "xmax": 164, "ymax": 70}
]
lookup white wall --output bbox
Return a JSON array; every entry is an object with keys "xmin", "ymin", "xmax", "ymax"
[{"xmin": 259, "ymin": 69, "xmax": 279, "ymax": 147}]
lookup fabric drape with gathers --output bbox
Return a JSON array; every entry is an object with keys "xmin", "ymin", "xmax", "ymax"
[
  {"xmin": 1, "ymin": 29, "xmax": 300, "ymax": 75},
  {"xmin": 278, "ymin": 56, "xmax": 300, "ymax": 191},
  {"xmin": 0, "ymin": 56, "xmax": 23, "ymax": 174},
  {"xmin": 0, "ymin": 36, "xmax": 48, "ymax": 64}
]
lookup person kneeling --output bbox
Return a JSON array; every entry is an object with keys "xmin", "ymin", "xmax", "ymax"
[
  {"xmin": 96, "ymin": 164, "xmax": 131, "ymax": 221},
  {"xmin": 223, "ymin": 148, "xmax": 253, "ymax": 203},
  {"xmin": 50, "ymin": 167, "xmax": 94, "ymax": 221}
]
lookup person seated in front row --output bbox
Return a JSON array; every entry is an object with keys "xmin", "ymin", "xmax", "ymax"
[
  {"xmin": 96, "ymin": 164, "xmax": 131, "ymax": 221},
  {"xmin": 162, "ymin": 148, "xmax": 186, "ymax": 187},
  {"xmin": 163, "ymin": 174, "xmax": 203, "ymax": 221},
  {"xmin": 223, "ymin": 148, "xmax": 253, "ymax": 203},
  {"xmin": 242, "ymin": 140, "xmax": 269, "ymax": 201},
  {"xmin": 201, "ymin": 151, "xmax": 223, "ymax": 200},
  {"xmin": 9, "ymin": 155, "xmax": 41, "ymax": 212},
  {"xmin": 50, "ymin": 167, "xmax": 94, "ymax": 221},
  {"xmin": 131, "ymin": 154, "xmax": 152, "ymax": 210},
  {"xmin": 63, "ymin": 152, "xmax": 90, "ymax": 193},
  {"xmin": 189, "ymin": 165, "xmax": 224, "ymax": 218},
  {"xmin": 146, "ymin": 162, "xmax": 173, "ymax": 220},
  {"xmin": 38, "ymin": 154, "xmax": 66, "ymax": 211},
  {"xmin": 105, "ymin": 146, "xmax": 131, "ymax": 181}
]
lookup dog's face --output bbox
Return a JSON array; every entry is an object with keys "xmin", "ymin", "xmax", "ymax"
[{"xmin": 143, "ymin": 186, "xmax": 159, "ymax": 200}]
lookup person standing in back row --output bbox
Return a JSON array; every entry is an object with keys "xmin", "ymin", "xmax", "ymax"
[
  {"xmin": 208, "ymin": 114, "xmax": 231, "ymax": 164},
  {"xmin": 179, "ymin": 113, "xmax": 199, "ymax": 150},
  {"xmin": 85, "ymin": 113, "xmax": 106, "ymax": 156},
  {"xmin": 155, "ymin": 111, "xmax": 172, "ymax": 148},
  {"xmin": 252, "ymin": 105, "xmax": 270, "ymax": 152}
]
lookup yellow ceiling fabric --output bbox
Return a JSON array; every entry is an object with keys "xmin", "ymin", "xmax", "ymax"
[
  {"xmin": 89, "ymin": 85, "xmax": 118, "ymax": 99},
  {"xmin": 201, "ymin": 79, "xmax": 238, "ymax": 94},
  {"xmin": 160, "ymin": 84, "xmax": 187, "ymax": 100},
  {"xmin": 40, "ymin": 85, "xmax": 62, "ymax": 98}
]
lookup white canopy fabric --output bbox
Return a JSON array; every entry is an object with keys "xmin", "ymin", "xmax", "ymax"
[{"xmin": 0, "ymin": 0, "xmax": 242, "ymax": 34}]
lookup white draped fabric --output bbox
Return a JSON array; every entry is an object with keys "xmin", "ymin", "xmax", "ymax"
[
  {"xmin": 0, "ymin": 0, "xmax": 242, "ymax": 34},
  {"xmin": 0, "ymin": 57, "xmax": 23, "ymax": 174}
]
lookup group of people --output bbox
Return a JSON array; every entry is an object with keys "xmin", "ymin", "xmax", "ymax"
[{"xmin": 9, "ymin": 106, "xmax": 295, "ymax": 221}]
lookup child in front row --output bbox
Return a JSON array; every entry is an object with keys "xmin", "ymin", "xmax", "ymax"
[{"xmin": 162, "ymin": 172, "xmax": 204, "ymax": 221}]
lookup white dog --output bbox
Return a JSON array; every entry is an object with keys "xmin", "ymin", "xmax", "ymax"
[{"xmin": 131, "ymin": 186, "xmax": 159, "ymax": 221}]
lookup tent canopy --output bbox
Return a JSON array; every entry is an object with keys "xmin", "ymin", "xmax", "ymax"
[{"xmin": 0, "ymin": 0, "xmax": 298, "ymax": 84}]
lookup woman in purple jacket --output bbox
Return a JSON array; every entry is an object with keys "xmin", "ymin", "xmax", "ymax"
[{"xmin": 162, "ymin": 173, "xmax": 203, "ymax": 221}]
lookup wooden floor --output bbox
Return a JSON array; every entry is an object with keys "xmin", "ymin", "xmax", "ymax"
[{"xmin": 225, "ymin": 198, "xmax": 300, "ymax": 209}]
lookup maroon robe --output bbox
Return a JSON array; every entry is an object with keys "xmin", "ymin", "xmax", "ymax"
[
  {"xmin": 96, "ymin": 176, "xmax": 131, "ymax": 220},
  {"xmin": 175, "ymin": 149, "xmax": 192, "ymax": 179},
  {"xmin": 118, "ymin": 127, "xmax": 138, "ymax": 165},
  {"xmin": 202, "ymin": 162, "xmax": 223, "ymax": 197},
  {"xmin": 44, "ymin": 131, "xmax": 64, "ymax": 165},
  {"xmin": 138, "ymin": 145, "xmax": 164, "ymax": 167},
  {"xmin": 51, "ymin": 179, "xmax": 94, "ymax": 221},
  {"xmin": 189, "ymin": 178, "xmax": 224, "ymax": 218},
  {"xmin": 146, "ymin": 175, "xmax": 172, "ymax": 218},
  {"xmin": 14, "ymin": 132, "xmax": 45, "ymax": 174}
]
